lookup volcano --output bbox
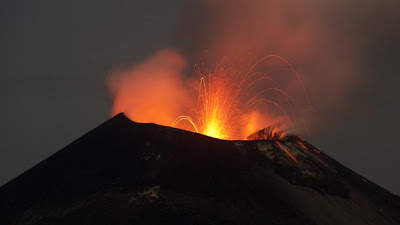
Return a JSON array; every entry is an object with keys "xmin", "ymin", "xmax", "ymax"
[{"xmin": 1, "ymin": 113, "xmax": 399, "ymax": 225}]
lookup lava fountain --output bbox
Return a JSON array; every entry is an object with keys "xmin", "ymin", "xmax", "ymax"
[
  {"xmin": 107, "ymin": 49, "xmax": 312, "ymax": 141},
  {"xmin": 172, "ymin": 55, "xmax": 312, "ymax": 140}
]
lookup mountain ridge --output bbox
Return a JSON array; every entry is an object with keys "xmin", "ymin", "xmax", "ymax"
[{"xmin": 1, "ymin": 113, "xmax": 399, "ymax": 225}]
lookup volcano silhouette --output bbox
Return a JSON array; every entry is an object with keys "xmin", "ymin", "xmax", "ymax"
[{"xmin": 1, "ymin": 113, "xmax": 399, "ymax": 225}]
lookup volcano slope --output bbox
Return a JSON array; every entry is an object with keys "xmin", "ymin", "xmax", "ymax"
[{"xmin": 0, "ymin": 113, "xmax": 399, "ymax": 225}]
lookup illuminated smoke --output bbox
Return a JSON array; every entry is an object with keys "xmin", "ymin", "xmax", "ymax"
[
  {"xmin": 107, "ymin": 49, "xmax": 311, "ymax": 140},
  {"xmin": 175, "ymin": 0, "xmax": 367, "ymax": 134},
  {"xmin": 172, "ymin": 55, "xmax": 311, "ymax": 140},
  {"xmin": 106, "ymin": 0, "xmax": 380, "ymax": 139},
  {"xmin": 106, "ymin": 49, "xmax": 190, "ymax": 127}
]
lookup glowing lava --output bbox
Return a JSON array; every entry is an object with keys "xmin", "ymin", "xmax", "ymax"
[
  {"xmin": 172, "ymin": 55, "xmax": 312, "ymax": 140},
  {"xmin": 107, "ymin": 50, "xmax": 312, "ymax": 141}
]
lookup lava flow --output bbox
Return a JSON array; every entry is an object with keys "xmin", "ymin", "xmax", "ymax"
[{"xmin": 107, "ymin": 50, "xmax": 312, "ymax": 141}]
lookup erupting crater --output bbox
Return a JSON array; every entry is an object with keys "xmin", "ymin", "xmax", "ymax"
[
  {"xmin": 171, "ymin": 55, "xmax": 312, "ymax": 140},
  {"xmin": 108, "ymin": 51, "xmax": 313, "ymax": 141}
]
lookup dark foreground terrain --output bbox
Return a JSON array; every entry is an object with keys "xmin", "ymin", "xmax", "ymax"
[{"xmin": 1, "ymin": 113, "xmax": 399, "ymax": 225}]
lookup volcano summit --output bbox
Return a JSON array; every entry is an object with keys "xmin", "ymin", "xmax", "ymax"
[{"xmin": 0, "ymin": 113, "xmax": 399, "ymax": 225}]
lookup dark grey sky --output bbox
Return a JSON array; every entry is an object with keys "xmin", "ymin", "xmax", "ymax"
[{"xmin": 1, "ymin": 0, "xmax": 399, "ymax": 195}]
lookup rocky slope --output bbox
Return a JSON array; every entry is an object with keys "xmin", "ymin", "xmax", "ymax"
[{"xmin": 1, "ymin": 113, "xmax": 399, "ymax": 225}]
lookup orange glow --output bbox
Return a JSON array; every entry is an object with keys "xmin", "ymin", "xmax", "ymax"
[
  {"xmin": 107, "ymin": 50, "xmax": 312, "ymax": 140},
  {"xmin": 298, "ymin": 141, "xmax": 308, "ymax": 150},
  {"xmin": 172, "ymin": 55, "xmax": 311, "ymax": 140},
  {"xmin": 276, "ymin": 141, "xmax": 298, "ymax": 162},
  {"xmin": 173, "ymin": 71, "xmax": 239, "ymax": 139},
  {"xmin": 298, "ymin": 136, "xmax": 306, "ymax": 141},
  {"xmin": 106, "ymin": 49, "xmax": 190, "ymax": 127}
]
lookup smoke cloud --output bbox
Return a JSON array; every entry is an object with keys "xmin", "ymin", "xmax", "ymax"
[
  {"xmin": 106, "ymin": 49, "xmax": 190, "ymax": 126},
  {"xmin": 107, "ymin": 0, "xmax": 398, "ymax": 138},
  {"xmin": 174, "ymin": 0, "xmax": 381, "ymax": 134}
]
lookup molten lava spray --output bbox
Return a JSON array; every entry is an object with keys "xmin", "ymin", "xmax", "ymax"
[
  {"xmin": 176, "ymin": 0, "xmax": 365, "ymax": 135},
  {"xmin": 107, "ymin": 49, "xmax": 312, "ymax": 140},
  {"xmin": 172, "ymin": 54, "xmax": 311, "ymax": 140}
]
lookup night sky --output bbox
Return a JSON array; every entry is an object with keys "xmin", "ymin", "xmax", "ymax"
[{"xmin": 1, "ymin": 0, "xmax": 400, "ymax": 195}]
